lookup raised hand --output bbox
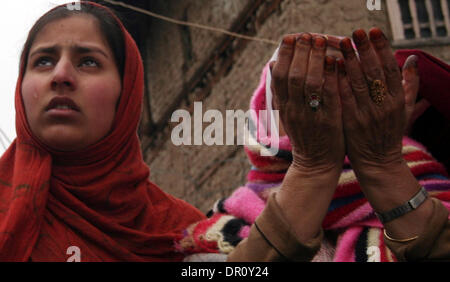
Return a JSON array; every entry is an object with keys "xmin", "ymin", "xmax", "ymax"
[
  {"xmin": 337, "ymin": 28, "xmax": 433, "ymax": 240},
  {"xmin": 268, "ymin": 33, "xmax": 345, "ymax": 244},
  {"xmin": 337, "ymin": 28, "xmax": 407, "ymax": 170},
  {"xmin": 271, "ymin": 33, "xmax": 345, "ymax": 172}
]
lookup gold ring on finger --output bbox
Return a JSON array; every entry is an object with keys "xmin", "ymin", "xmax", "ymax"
[{"xmin": 368, "ymin": 79, "xmax": 387, "ymax": 106}]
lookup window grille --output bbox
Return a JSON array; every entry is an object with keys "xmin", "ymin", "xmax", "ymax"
[{"xmin": 387, "ymin": 0, "xmax": 450, "ymax": 46}]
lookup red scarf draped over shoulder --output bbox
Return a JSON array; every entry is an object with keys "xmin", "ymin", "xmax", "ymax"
[{"xmin": 0, "ymin": 2, "xmax": 205, "ymax": 262}]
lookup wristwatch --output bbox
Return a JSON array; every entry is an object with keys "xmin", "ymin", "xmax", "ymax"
[{"xmin": 375, "ymin": 187, "xmax": 428, "ymax": 224}]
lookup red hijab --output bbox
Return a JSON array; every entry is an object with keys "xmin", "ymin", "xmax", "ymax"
[{"xmin": 0, "ymin": 2, "xmax": 205, "ymax": 262}]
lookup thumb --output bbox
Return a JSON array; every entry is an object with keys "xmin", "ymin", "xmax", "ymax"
[
  {"xmin": 402, "ymin": 55, "xmax": 419, "ymax": 108},
  {"xmin": 402, "ymin": 55, "xmax": 420, "ymax": 134}
]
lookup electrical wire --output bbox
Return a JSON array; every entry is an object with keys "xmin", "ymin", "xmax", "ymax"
[{"xmin": 102, "ymin": 0, "xmax": 279, "ymax": 46}]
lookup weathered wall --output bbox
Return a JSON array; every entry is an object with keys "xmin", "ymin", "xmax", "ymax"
[{"xmin": 121, "ymin": 0, "xmax": 450, "ymax": 213}]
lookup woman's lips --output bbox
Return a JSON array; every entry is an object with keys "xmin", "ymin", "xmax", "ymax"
[
  {"xmin": 45, "ymin": 96, "xmax": 81, "ymax": 112},
  {"xmin": 46, "ymin": 108, "xmax": 81, "ymax": 119},
  {"xmin": 45, "ymin": 108, "xmax": 80, "ymax": 120},
  {"xmin": 45, "ymin": 97, "xmax": 81, "ymax": 119}
]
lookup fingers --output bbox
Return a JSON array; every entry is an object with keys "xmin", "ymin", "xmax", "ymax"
[
  {"xmin": 322, "ymin": 56, "xmax": 340, "ymax": 114},
  {"xmin": 325, "ymin": 35, "xmax": 342, "ymax": 50},
  {"xmin": 339, "ymin": 37, "xmax": 370, "ymax": 106},
  {"xmin": 288, "ymin": 33, "xmax": 313, "ymax": 105},
  {"xmin": 368, "ymin": 28, "xmax": 403, "ymax": 100},
  {"xmin": 273, "ymin": 33, "xmax": 338, "ymax": 116},
  {"xmin": 337, "ymin": 58, "xmax": 356, "ymax": 124},
  {"xmin": 311, "ymin": 33, "xmax": 342, "ymax": 49},
  {"xmin": 304, "ymin": 36, "xmax": 327, "ymax": 108},
  {"xmin": 340, "ymin": 28, "xmax": 406, "ymax": 112},
  {"xmin": 272, "ymin": 35, "xmax": 295, "ymax": 106},
  {"xmin": 352, "ymin": 29, "xmax": 387, "ymax": 91}
]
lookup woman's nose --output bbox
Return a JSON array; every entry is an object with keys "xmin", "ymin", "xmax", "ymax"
[{"xmin": 51, "ymin": 58, "xmax": 76, "ymax": 91}]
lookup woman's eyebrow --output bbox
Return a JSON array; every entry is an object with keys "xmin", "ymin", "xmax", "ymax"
[
  {"xmin": 29, "ymin": 46, "xmax": 58, "ymax": 58},
  {"xmin": 29, "ymin": 44, "xmax": 109, "ymax": 59},
  {"xmin": 74, "ymin": 45, "xmax": 109, "ymax": 59}
]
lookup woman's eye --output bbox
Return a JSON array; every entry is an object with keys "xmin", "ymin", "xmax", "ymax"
[
  {"xmin": 32, "ymin": 57, "xmax": 100, "ymax": 69},
  {"xmin": 35, "ymin": 57, "xmax": 53, "ymax": 67},
  {"xmin": 80, "ymin": 58, "xmax": 100, "ymax": 67}
]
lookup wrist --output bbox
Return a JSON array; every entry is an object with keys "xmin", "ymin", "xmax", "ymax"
[
  {"xmin": 351, "ymin": 157, "xmax": 406, "ymax": 185},
  {"xmin": 289, "ymin": 161, "xmax": 343, "ymax": 182},
  {"xmin": 275, "ymin": 163, "xmax": 342, "ymax": 243},
  {"xmin": 291, "ymin": 150, "xmax": 344, "ymax": 176},
  {"xmin": 352, "ymin": 157, "xmax": 425, "ymax": 214},
  {"xmin": 375, "ymin": 187, "xmax": 428, "ymax": 224},
  {"xmin": 281, "ymin": 163, "xmax": 342, "ymax": 200}
]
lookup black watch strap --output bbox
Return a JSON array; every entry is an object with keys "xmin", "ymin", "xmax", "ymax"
[{"xmin": 375, "ymin": 187, "xmax": 428, "ymax": 224}]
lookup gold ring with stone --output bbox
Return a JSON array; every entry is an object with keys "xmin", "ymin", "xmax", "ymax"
[{"xmin": 368, "ymin": 79, "xmax": 387, "ymax": 106}]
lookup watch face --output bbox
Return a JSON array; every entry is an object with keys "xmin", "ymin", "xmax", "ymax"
[{"xmin": 409, "ymin": 188, "xmax": 428, "ymax": 209}]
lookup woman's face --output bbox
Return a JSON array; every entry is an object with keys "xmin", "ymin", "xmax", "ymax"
[{"xmin": 22, "ymin": 15, "xmax": 122, "ymax": 152}]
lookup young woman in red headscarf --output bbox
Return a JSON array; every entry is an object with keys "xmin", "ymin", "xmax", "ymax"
[{"xmin": 0, "ymin": 2, "xmax": 209, "ymax": 262}]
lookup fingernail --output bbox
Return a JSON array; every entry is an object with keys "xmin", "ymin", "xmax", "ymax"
[
  {"xmin": 325, "ymin": 56, "xmax": 336, "ymax": 72},
  {"xmin": 282, "ymin": 35, "xmax": 295, "ymax": 45},
  {"xmin": 298, "ymin": 32, "xmax": 312, "ymax": 45},
  {"xmin": 340, "ymin": 37, "xmax": 353, "ymax": 51},
  {"xmin": 336, "ymin": 58, "xmax": 346, "ymax": 75},
  {"xmin": 313, "ymin": 36, "xmax": 326, "ymax": 49},
  {"xmin": 352, "ymin": 29, "xmax": 367, "ymax": 45},
  {"xmin": 369, "ymin": 27, "xmax": 387, "ymax": 41},
  {"xmin": 404, "ymin": 55, "xmax": 418, "ymax": 74},
  {"xmin": 339, "ymin": 37, "xmax": 354, "ymax": 58}
]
